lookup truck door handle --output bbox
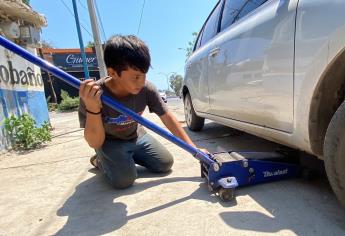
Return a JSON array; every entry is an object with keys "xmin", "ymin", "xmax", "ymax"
[{"xmin": 209, "ymin": 47, "xmax": 220, "ymax": 57}]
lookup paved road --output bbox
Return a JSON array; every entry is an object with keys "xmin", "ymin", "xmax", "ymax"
[{"xmin": 0, "ymin": 100, "xmax": 345, "ymax": 236}]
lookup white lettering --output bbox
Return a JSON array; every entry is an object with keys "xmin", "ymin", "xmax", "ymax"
[
  {"xmin": 66, "ymin": 54, "xmax": 75, "ymax": 64},
  {"xmin": 65, "ymin": 54, "xmax": 97, "ymax": 65},
  {"xmin": 263, "ymin": 169, "xmax": 288, "ymax": 178}
]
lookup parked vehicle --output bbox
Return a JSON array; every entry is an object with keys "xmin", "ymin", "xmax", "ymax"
[
  {"xmin": 182, "ymin": 0, "xmax": 345, "ymax": 207},
  {"xmin": 159, "ymin": 91, "xmax": 167, "ymax": 103}
]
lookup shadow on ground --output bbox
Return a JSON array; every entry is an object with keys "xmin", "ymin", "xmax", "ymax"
[
  {"xmin": 182, "ymin": 122, "xmax": 282, "ymax": 153},
  {"xmin": 55, "ymin": 168, "xmax": 225, "ymax": 236},
  {"xmin": 56, "ymin": 122, "xmax": 345, "ymax": 235},
  {"xmin": 55, "ymin": 169, "xmax": 345, "ymax": 235},
  {"xmin": 186, "ymin": 122, "xmax": 345, "ymax": 234}
]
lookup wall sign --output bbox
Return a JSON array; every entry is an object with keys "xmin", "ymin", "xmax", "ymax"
[{"xmin": 52, "ymin": 53, "xmax": 98, "ymax": 68}]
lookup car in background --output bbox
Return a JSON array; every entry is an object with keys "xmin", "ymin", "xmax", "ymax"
[
  {"xmin": 159, "ymin": 91, "xmax": 167, "ymax": 103},
  {"xmin": 182, "ymin": 0, "xmax": 345, "ymax": 207}
]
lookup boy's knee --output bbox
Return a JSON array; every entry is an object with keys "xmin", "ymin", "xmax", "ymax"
[
  {"xmin": 110, "ymin": 174, "xmax": 136, "ymax": 189},
  {"xmin": 153, "ymin": 156, "xmax": 174, "ymax": 173},
  {"xmin": 161, "ymin": 158, "xmax": 174, "ymax": 172}
]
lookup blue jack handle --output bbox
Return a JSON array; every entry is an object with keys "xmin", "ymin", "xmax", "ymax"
[{"xmin": 0, "ymin": 35, "xmax": 214, "ymax": 166}]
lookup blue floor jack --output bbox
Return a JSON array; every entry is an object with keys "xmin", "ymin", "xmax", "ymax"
[
  {"xmin": 200, "ymin": 151, "xmax": 301, "ymax": 201},
  {"xmin": 0, "ymin": 36, "xmax": 303, "ymax": 202}
]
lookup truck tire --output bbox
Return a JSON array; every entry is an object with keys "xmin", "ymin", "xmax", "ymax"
[
  {"xmin": 184, "ymin": 93, "xmax": 204, "ymax": 131},
  {"xmin": 324, "ymin": 101, "xmax": 345, "ymax": 207}
]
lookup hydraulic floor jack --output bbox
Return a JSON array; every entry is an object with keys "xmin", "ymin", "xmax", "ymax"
[
  {"xmin": 0, "ymin": 36, "xmax": 303, "ymax": 202},
  {"xmin": 200, "ymin": 151, "xmax": 301, "ymax": 201}
]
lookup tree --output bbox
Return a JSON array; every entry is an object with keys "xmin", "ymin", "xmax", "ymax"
[
  {"xmin": 41, "ymin": 39, "xmax": 54, "ymax": 48},
  {"xmin": 86, "ymin": 41, "xmax": 95, "ymax": 48},
  {"xmin": 169, "ymin": 73, "xmax": 183, "ymax": 96},
  {"xmin": 183, "ymin": 32, "xmax": 198, "ymax": 60}
]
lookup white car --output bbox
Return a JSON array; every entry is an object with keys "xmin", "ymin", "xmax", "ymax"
[
  {"xmin": 159, "ymin": 92, "xmax": 167, "ymax": 103},
  {"xmin": 183, "ymin": 0, "xmax": 345, "ymax": 207}
]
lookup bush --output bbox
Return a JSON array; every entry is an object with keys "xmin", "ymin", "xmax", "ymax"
[
  {"xmin": 4, "ymin": 114, "xmax": 52, "ymax": 150},
  {"xmin": 48, "ymin": 103, "xmax": 57, "ymax": 112},
  {"xmin": 57, "ymin": 90, "xmax": 79, "ymax": 111}
]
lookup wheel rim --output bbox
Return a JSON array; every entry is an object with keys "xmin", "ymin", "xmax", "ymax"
[{"xmin": 184, "ymin": 96, "xmax": 192, "ymax": 126}]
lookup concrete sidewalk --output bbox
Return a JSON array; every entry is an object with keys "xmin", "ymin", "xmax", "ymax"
[{"xmin": 1, "ymin": 99, "xmax": 345, "ymax": 236}]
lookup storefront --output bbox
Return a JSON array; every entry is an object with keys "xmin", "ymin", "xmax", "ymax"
[{"xmin": 41, "ymin": 48, "xmax": 100, "ymax": 102}]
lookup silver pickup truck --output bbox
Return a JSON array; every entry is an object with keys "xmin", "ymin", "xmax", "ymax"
[{"xmin": 182, "ymin": 0, "xmax": 345, "ymax": 207}]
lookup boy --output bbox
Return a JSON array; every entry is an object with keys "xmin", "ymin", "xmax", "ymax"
[{"xmin": 79, "ymin": 35, "xmax": 206, "ymax": 189}]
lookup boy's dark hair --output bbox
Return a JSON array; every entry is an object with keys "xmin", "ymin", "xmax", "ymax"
[{"xmin": 104, "ymin": 35, "xmax": 151, "ymax": 76}]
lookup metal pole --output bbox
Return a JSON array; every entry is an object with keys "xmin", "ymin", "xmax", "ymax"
[
  {"xmin": 37, "ymin": 48, "xmax": 57, "ymax": 103},
  {"xmin": 87, "ymin": 0, "xmax": 107, "ymax": 78},
  {"xmin": 72, "ymin": 0, "xmax": 90, "ymax": 80}
]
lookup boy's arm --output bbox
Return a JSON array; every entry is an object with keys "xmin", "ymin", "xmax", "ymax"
[
  {"xmin": 84, "ymin": 112, "xmax": 105, "ymax": 149},
  {"xmin": 79, "ymin": 79, "xmax": 105, "ymax": 149},
  {"xmin": 160, "ymin": 111, "xmax": 206, "ymax": 152}
]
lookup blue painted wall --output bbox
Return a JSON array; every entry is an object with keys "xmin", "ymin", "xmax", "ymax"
[{"xmin": 0, "ymin": 47, "xmax": 49, "ymax": 151}]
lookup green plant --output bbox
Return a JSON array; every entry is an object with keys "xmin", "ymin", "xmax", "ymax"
[
  {"xmin": 22, "ymin": 0, "xmax": 30, "ymax": 6},
  {"xmin": 185, "ymin": 32, "xmax": 198, "ymax": 60},
  {"xmin": 46, "ymin": 95, "xmax": 57, "ymax": 112},
  {"xmin": 169, "ymin": 73, "xmax": 183, "ymax": 96},
  {"xmin": 4, "ymin": 114, "xmax": 52, "ymax": 150},
  {"xmin": 48, "ymin": 103, "xmax": 57, "ymax": 111},
  {"xmin": 57, "ymin": 90, "xmax": 79, "ymax": 111}
]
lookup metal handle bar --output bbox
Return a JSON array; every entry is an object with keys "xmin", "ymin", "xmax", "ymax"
[{"xmin": 0, "ymin": 35, "xmax": 214, "ymax": 166}]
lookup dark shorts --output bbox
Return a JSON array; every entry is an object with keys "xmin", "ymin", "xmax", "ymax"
[{"xmin": 95, "ymin": 133, "xmax": 174, "ymax": 189}]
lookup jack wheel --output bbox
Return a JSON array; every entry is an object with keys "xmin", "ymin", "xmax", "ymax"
[{"xmin": 218, "ymin": 188, "xmax": 235, "ymax": 202}]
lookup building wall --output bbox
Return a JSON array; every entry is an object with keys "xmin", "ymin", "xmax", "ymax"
[
  {"xmin": 0, "ymin": 47, "xmax": 49, "ymax": 151},
  {"xmin": 0, "ymin": 0, "xmax": 48, "ymax": 151}
]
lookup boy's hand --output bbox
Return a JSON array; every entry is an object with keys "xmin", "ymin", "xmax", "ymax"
[
  {"xmin": 198, "ymin": 148, "xmax": 210, "ymax": 155},
  {"xmin": 79, "ymin": 79, "xmax": 103, "ymax": 113}
]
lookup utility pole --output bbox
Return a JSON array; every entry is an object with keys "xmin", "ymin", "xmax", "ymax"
[
  {"xmin": 72, "ymin": 0, "xmax": 90, "ymax": 80},
  {"xmin": 87, "ymin": 0, "xmax": 107, "ymax": 78}
]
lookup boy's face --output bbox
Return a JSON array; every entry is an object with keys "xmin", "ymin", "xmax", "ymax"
[{"xmin": 108, "ymin": 67, "xmax": 146, "ymax": 95}]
